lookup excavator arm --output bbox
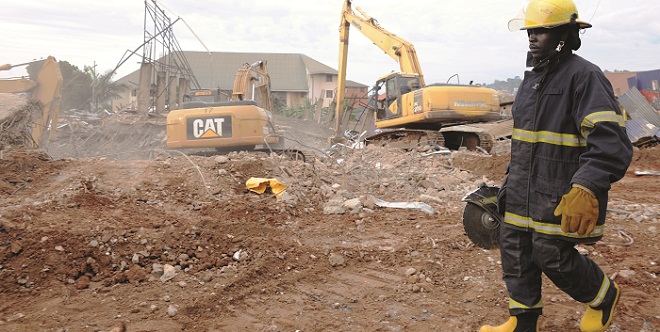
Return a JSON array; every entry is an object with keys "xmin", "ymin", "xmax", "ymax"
[
  {"xmin": 231, "ymin": 60, "xmax": 272, "ymax": 112},
  {"xmin": 0, "ymin": 56, "xmax": 63, "ymax": 147},
  {"xmin": 335, "ymin": 0, "xmax": 425, "ymax": 138},
  {"xmin": 342, "ymin": 4, "xmax": 425, "ymax": 82}
]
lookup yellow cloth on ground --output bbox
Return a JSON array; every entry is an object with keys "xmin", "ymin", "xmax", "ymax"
[{"xmin": 246, "ymin": 178, "xmax": 287, "ymax": 199}]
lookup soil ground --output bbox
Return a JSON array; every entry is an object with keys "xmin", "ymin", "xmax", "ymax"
[{"xmin": 1, "ymin": 111, "xmax": 659, "ymax": 332}]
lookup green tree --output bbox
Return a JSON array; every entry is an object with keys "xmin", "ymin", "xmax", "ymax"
[{"xmin": 58, "ymin": 61, "xmax": 93, "ymax": 112}]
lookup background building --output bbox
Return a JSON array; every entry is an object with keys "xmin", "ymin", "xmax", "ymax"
[{"xmin": 112, "ymin": 51, "xmax": 368, "ymax": 115}]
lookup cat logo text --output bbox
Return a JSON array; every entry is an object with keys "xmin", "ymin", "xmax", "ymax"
[{"xmin": 186, "ymin": 116, "xmax": 233, "ymax": 140}]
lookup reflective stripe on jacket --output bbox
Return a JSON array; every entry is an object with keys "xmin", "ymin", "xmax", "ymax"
[{"xmin": 505, "ymin": 54, "xmax": 633, "ymax": 242}]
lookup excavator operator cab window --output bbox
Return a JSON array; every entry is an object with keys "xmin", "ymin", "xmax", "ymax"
[
  {"xmin": 386, "ymin": 78, "xmax": 397, "ymax": 100},
  {"xmin": 381, "ymin": 77, "xmax": 403, "ymax": 119},
  {"xmin": 374, "ymin": 81, "xmax": 387, "ymax": 120},
  {"xmin": 385, "ymin": 77, "xmax": 403, "ymax": 108},
  {"xmin": 399, "ymin": 77, "xmax": 421, "ymax": 95}
]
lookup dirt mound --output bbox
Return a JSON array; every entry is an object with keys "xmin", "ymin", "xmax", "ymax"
[
  {"xmin": 630, "ymin": 145, "xmax": 660, "ymax": 171},
  {"xmin": 450, "ymin": 149, "xmax": 510, "ymax": 184}
]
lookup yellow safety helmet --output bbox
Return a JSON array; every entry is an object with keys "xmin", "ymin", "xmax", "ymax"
[{"xmin": 508, "ymin": 0, "xmax": 592, "ymax": 31}]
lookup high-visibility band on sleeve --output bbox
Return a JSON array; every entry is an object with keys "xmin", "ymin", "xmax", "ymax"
[
  {"xmin": 580, "ymin": 111, "xmax": 626, "ymax": 137},
  {"xmin": 581, "ymin": 111, "xmax": 626, "ymax": 134},
  {"xmin": 504, "ymin": 212, "xmax": 605, "ymax": 238},
  {"xmin": 512, "ymin": 128, "xmax": 586, "ymax": 147}
]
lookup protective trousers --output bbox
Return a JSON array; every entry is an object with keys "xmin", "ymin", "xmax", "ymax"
[{"xmin": 499, "ymin": 224, "xmax": 611, "ymax": 316}]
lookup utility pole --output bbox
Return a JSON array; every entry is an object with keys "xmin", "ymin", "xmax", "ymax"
[{"xmin": 91, "ymin": 61, "xmax": 98, "ymax": 110}]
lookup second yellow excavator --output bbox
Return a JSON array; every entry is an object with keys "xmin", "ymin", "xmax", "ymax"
[
  {"xmin": 166, "ymin": 60, "xmax": 313, "ymax": 161},
  {"xmin": 335, "ymin": 0, "xmax": 501, "ymax": 152}
]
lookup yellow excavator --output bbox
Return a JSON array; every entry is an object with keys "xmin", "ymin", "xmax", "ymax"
[
  {"xmin": 166, "ymin": 61, "xmax": 312, "ymax": 161},
  {"xmin": 0, "ymin": 56, "xmax": 63, "ymax": 147},
  {"xmin": 335, "ymin": 0, "xmax": 501, "ymax": 151}
]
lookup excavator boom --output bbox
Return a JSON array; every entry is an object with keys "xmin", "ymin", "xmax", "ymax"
[
  {"xmin": 231, "ymin": 60, "xmax": 272, "ymax": 112},
  {"xmin": 350, "ymin": 6, "xmax": 425, "ymax": 83},
  {"xmin": 0, "ymin": 56, "xmax": 63, "ymax": 147}
]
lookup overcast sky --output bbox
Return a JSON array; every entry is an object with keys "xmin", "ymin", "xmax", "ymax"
[{"xmin": 2, "ymin": 0, "xmax": 659, "ymax": 87}]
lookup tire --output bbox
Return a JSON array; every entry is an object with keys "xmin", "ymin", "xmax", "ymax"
[{"xmin": 462, "ymin": 203, "xmax": 500, "ymax": 249}]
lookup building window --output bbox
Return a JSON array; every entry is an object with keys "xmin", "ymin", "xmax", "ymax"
[
  {"xmin": 652, "ymin": 80, "xmax": 659, "ymax": 91},
  {"xmin": 326, "ymin": 90, "xmax": 333, "ymax": 98},
  {"xmin": 131, "ymin": 89, "xmax": 137, "ymax": 97},
  {"xmin": 360, "ymin": 87, "xmax": 366, "ymax": 92},
  {"xmin": 326, "ymin": 74, "xmax": 333, "ymax": 82}
]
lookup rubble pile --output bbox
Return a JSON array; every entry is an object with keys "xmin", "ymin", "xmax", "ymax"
[
  {"xmin": 0, "ymin": 93, "xmax": 40, "ymax": 149},
  {"xmin": 0, "ymin": 112, "xmax": 658, "ymax": 330}
]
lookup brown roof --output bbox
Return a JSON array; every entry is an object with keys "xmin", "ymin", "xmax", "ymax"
[
  {"xmin": 603, "ymin": 71, "xmax": 637, "ymax": 97},
  {"xmin": 346, "ymin": 79, "xmax": 369, "ymax": 88}
]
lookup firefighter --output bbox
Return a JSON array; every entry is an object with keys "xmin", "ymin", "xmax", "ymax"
[{"xmin": 480, "ymin": 0, "xmax": 633, "ymax": 331}]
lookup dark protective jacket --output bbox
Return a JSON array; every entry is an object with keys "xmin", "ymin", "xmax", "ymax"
[{"xmin": 504, "ymin": 53, "xmax": 633, "ymax": 243}]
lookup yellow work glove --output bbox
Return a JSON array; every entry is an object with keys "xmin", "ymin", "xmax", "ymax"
[{"xmin": 553, "ymin": 186, "xmax": 599, "ymax": 235}]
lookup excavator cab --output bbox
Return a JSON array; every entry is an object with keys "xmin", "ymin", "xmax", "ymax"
[
  {"xmin": 184, "ymin": 88, "xmax": 225, "ymax": 103},
  {"xmin": 374, "ymin": 72, "xmax": 422, "ymax": 121}
]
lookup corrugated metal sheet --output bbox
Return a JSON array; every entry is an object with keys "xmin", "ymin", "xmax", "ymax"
[
  {"xmin": 619, "ymin": 86, "xmax": 660, "ymax": 147},
  {"xmin": 633, "ymin": 69, "xmax": 660, "ymax": 92},
  {"xmin": 624, "ymin": 117, "xmax": 660, "ymax": 147},
  {"xmin": 627, "ymin": 76, "xmax": 638, "ymax": 91},
  {"xmin": 620, "ymin": 86, "xmax": 660, "ymax": 128}
]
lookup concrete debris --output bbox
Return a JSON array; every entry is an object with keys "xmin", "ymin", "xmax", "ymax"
[
  {"xmin": 342, "ymin": 198, "xmax": 363, "ymax": 212},
  {"xmin": 233, "ymin": 249, "xmax": 248, "ymax": 262},
  {"xmin": 328, "ymin": 253, "xmax": 345, "ymax": 267},
  {"xmin": 616, "ymin": 269, "xmax": 637, "ymax": 279},
  {"xmin": 373, "ymin": 198, "xmax": 435, "ymax": 215},
  {"xmin": 167, "ymin": 304, "xmax": 178, "ymax": 317},
  {"xmin": 160, "ymin": 264, "xmax": 176, "ymax": 282},
  {"xmin": 635, "ymin": 170, "xmax": 660, "ymax": 176}
]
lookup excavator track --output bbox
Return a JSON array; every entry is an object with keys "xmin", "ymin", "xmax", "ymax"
[
  {"xmin": 186, "ymin": 146, "xmax": 315, "ymax": 163},
  {"xmin": 262, "ymin": 148, "xmax": 316, "ymax": 163},
  {"xmin": 365, "ymin": 127, "xmax": 495, "ymax": 153},
  {"xmin": 365, "ymin": 129, "xmax": 445, "ymax": 151},
  {"xmin": 439, "ymin": 125, "xmax": 496, "ymax": 153},
  {"xmin": 476, "ymin": 132, "xmax": 494, "ymax": 152}
]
